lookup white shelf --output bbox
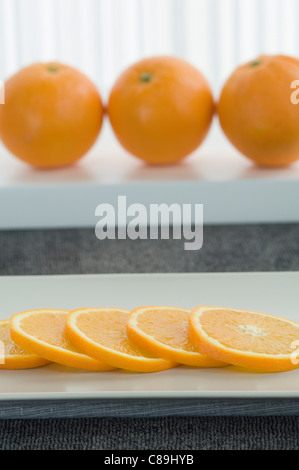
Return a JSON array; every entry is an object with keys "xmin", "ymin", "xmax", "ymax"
[{"xmin": 0, "ymin": 120, "xmax": 298, "ymax": 230}]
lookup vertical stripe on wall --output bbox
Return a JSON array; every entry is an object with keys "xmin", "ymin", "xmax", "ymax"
[{"xmin": 0, "ymin": 0, "xmax": 298, "ymax": 95}]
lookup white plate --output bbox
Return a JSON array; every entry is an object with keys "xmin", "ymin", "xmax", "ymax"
[
  {"xmin": 1, "ymin": 123, "xmax": 299, "ymax": 229},
  {"xmin": 0, "ymin": 271, "xmax": 299, "ymax": 401}
]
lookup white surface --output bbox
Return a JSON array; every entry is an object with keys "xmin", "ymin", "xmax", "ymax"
[
  {"xmin": 0, "ymin": 121, "xmax": 299, "ymax": 229},
  {"xmin": 1, "ymin": 121, "xmax": 299, "ymax": 186},
  {"xmin": 0, "ymin": 271, "xmax": 299, "ymax": 400}
]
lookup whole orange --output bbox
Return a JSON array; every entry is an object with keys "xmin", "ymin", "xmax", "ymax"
[
  {"xmin": 217, "ymin": 54, "xmax": 299, "ymax": 167},
  {"xmin": 0, "ymin": 62, "xmax": 104, "ymax": 168},
  {"xmin": 108, "ymin": 56, "xmax": 214, "ymax": 165}
]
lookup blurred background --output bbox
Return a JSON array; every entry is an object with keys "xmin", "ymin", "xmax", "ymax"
[
  {"xmin": 0, "ymin": 0, "xmax": 298, "ymax": 98},
  {"xmin": 0, "ymin": 0, "xmax": 298, "ymax": 230}
]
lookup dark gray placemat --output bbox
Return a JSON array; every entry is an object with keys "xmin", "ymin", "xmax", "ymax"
[
  {"xmin": 1, "ymin": 223, "xmax": 298, "ymax": 275},
  {"xmin": 1, "ymin": 415, "xmax": 299, "ymax": 450},
  {"xmin": 0, "ymin": 223, "xmax": 298, "ymax": 450}
]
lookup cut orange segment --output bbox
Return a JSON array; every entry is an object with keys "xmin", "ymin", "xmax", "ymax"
[
  {"xmin": 190, "ymin": 306, "xmax": 299, "ymax": 372},
  {"xmin": 0, "ymin": 319, "xmax": 50, "ymax": 370},
  {"xmin": 127, "ymin": 306, "xmax": 228, "ymax": 367},
  {"xmin": 66, "ymin": 308, "xmax": 177, "ymax": 372},
  {"xmin": 10, "ymin": 309, "xmax": 115, "ymax": 371}
]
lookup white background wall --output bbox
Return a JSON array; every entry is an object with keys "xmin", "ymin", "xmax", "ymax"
[{"xmin": 0, "ymin": 0, "xmax": 298, "ymax": 99}]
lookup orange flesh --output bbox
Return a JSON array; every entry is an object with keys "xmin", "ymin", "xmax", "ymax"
[
  {"xmin": 75, "ymin": 310, "xmax": 160, "ymax": 358},
  {"xmin": 0, "ymin": 320, "xmax": 49, "ymax": 369},
  {"xmin": 135, "ymin": 309, "xmax": 197, "ymax": 352},
  {"xmin": 0, "ymin": 321, "xmax": 31, "ymax": 356},
  {"xmin": 200, "ymin": 310, "xmax": 299, "ymax": 355},
  {"xmin": 20, "ymin": 313, "xmax": 85, "ymax": 354}
]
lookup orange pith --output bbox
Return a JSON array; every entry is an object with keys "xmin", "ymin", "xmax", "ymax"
[
  {"xmin": 9, "ymin": 309, "xmax": 115, "ymax": 371},
  {"xmin": 0, "ymin": 319, "xmax": 50, "ymax": 370},
  {"xmin": 66, "ymin": 308, "xmax": 177, "ymax": 372},
  {"xmin": 127, "ymin": 306, "xmax": 228, "ymax": 367},
  {"xmin": 189, "ymin": 306, "xmax": 299, "ymax": 372}
]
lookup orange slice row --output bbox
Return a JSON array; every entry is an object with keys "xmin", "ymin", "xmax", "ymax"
[
  {"xmin": 2, "ymin": 305, "xmax": 299, "ymax": 373},
  {"xmin": 126, "ymin": 306, "xmax": 226, "ymax": 368},
  {"xmin": 66, "ymin": 308, "xmax": 176, "ymax": 373},
  {"xmin": 189, "ymin": 306, "xmax": 299, "ymax": 373},
  {"xmin": 0, "ymin": 319, "xmax": 49, "ymax": 370},
  {"xmin": 10, "ymin": 310, "xmax": 115, "ymax": 371}
]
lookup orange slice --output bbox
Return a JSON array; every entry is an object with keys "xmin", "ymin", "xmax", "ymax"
[
  {"xmin": 190, "ymin": 306, "xmax": 299, "ymax": 372},
  {"xmin": 0, "ymin": 319, "xmax": 50, "ymax": 370},
  {"xmin": 127, "ymin": 306, "xmax": 228, "ymax": 367},
  {"xmin": 66, "ymin": 308, "xmax": 177, "ymax": 372},
  {"xmin": 10, "ymin": 309, "xmax": 115, "ymax": 371}
]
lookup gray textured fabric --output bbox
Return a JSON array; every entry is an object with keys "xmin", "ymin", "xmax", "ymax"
[
  {"xmin": 0, "ymin": 223, "xmax": 298, "ymax": 275},
  {"xmin": 0, "ymin": 223, "xmax": 298, "ymax": 450},
  {"xmin": 0, "ymin": 416, "xmax": 299, "ymax": 450}
]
